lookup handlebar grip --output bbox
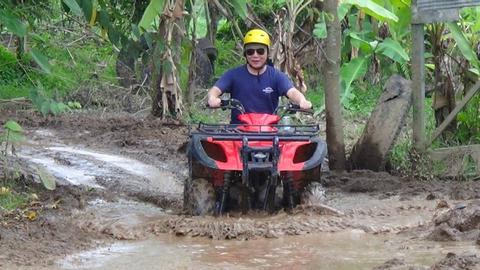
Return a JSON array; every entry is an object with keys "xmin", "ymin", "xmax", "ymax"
[
  {"xmin": 220, "ymin": 99, "xmax": 229, "ymax": 106},
  {"xmin": 301, "ymin": 108, "xmax": 314, "ymax": 114},
  {"xmin": 206, "ymin": 100, "xmax": 227, "ymax": 109}
]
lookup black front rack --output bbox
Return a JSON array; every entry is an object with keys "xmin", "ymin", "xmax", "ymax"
[
  {"xmin": 190, "ymin": 122, "xmax": 320, "ymax": 141},
  {"xmin": 198, "ymin": 122, "xmax": 319, "ymax": 135}
]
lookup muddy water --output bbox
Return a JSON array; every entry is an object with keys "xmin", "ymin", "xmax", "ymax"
[
  {"xmin": 54, "ymin": 232, "xmax": 478, "ymax": 270},
  {"xmin": 13, "ymin": 129, "xmax": 480, "ymax": 269},
  {"xmin": 55, "ymin": 190, "xmax": 478, "ymax": 270}
]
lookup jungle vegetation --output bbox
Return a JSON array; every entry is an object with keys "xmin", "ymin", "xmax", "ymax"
[{"xmin": 1, "ymin": 0, "xmax": 480, "ymax": 173}]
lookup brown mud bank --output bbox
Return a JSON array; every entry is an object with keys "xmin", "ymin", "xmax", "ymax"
[
  {"xmin": 1, "ymin": 111, "xmax": 480, "ymax": 269},
  {"xmin": 0, "ymin": 184, "xmax": 114, "ymax": 267}
]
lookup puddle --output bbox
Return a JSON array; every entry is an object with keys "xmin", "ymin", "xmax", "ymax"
[
  {"xmin": 18, "ymin": 143, "xmax": 181, "ymax": 194},
  {"xmin": 53, "ymin": 231, "xmax": 479, "ymax": 270},
  {"xmin": 48, "ymin": 146, "xmax": 180, "ymax": 193},
  {"xmin": 18, "ymin": 153, "xmax": 103, "ymax": 188}
]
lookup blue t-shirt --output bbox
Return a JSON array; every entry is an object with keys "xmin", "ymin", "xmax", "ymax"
[{"xmin": 214, "ymin": 65, "xmax": 293, "ymax": 123}]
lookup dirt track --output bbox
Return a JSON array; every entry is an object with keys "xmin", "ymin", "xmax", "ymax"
[{"xmin": 1, "ymin": 110, "xmax": 479, "ymax": 269}]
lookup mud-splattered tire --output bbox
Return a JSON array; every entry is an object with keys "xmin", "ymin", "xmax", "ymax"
[{"xmin": 183, "ymin": 178, "xmax": 215, "ymax": 216}]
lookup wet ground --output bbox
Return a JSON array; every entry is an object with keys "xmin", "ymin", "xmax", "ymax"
[{"xmin": 1, "ymin": 111, "xmax": 480, "ymax": 269}]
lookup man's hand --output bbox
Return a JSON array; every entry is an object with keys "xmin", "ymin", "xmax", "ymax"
[
  {"xmin": 287, "ymin": 88, "xmax": 312, "ymax": 110},
  {"xmin": 299, "ymin": 99, "xmax": 312, "ymax": 110},
  {"xmin": 207, "ymin": 96, "xmax": 221, "ymax": 108},
  {"xmin": 207, "ymin": 86, "xmax": 222, "ymax": 108}
]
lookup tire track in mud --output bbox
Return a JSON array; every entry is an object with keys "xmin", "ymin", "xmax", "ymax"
[{"xmin": 18, "ymin": 135, "xmax": 183, "ymax": 211}]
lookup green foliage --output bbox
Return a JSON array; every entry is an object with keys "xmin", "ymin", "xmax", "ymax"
[
  {"xmin": 344, "ymin": 82, "xmax": 382, "ymax": 115},
  {"xmin": 376, "ymin": 38, "xmax": 410, "ymax": 64},
  {"xmin": 314, "ymin": 0, "xmax": 411, "ymax": 110},
  {"xmin": 306, "ymin": 86, "xmax": 325, "ymax": 110},
  {"xmin": 67, "ymin": 101, "xmax": 82, "ymax": 109},
  {"xmin": 29, "ymin": 87, "xmax": 70, "ymax": 116},
  {"xmin": 313, "ymin": 12, "xmax": 327, "ymax": 39},
  {"xmin": 341, "ymin": 0, "xmax": 399, "ymax": 22},
  {"xmin": 247, "ymin": 1, "xmax": 286, "ymax": 29},
  {"xmin": 0, "ymin": 46, "xmax": 28, "ymax": 98},
  {"xmin": 139, "ymin": 0, "xmax": 165, "ymax": 31},
  {"xmin": 386, "ymin": 0, "xmax": 411, "ymax": 40},
  {"xmin": 340, "ymin": 57, "xmax": 368, "ymax": 105},
  {"xmin": 0, "ymin": 9, "xmax": 27, "ymax": 37},
  {"xmin": 0, "ymin": 30, "xmax": 116, "ymax": 100},
  {"xmin": 457, "ymin": 95, "xmax": 480, "ymax": 144},
  {"xmin": 186, "ymin": 102, "xmax": 229, "ymax": 124},
  {"xmin": 1, "ymin": 120, "xmax": 24, "ymax": 151},
  {"xmin": 388, "ymin": 137, "xmax": 412, "ymax": 173},
  {"xmin": 36, "ymin": 166, "xmax": 56, "ymax": 191},
  {"xmin": 1, "ymin": 120, "xmax": 25, "ymax": 151},
  {"xmin": 0, "ymin": 187, "xmax": 27, "ymax": 211},
  {"xmin": 214, "ymin": 39, "xmax": 244, "ymax": 76},
  {"xmin": 226, "ymin": 0, "xmax": 248, "ymax": 19},
  {"xmin": 62, "ymin": 0, "xmax": 83, "ymax": 17},
  {"xmin": 446, "ymin": 22, "xmax": 480, "ymax": 74},
  {"xmin": 0, "ymin": 6, "xmax": 54, "ymax": 72},
  {"xmin": 388, "ymin": 126, "xmax": 447, "ymax": 180},
  {"xmin": 1, "ymin": 120, "xmax": 25, "ymax": 188},
  {"xmin": 29, "ymin": 48, "xmax": 52, "ymax": 74}
]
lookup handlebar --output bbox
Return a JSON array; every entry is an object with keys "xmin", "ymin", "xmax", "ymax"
[
  {"xmin": 207, "ymin": 99, "xmax": 312, "ymax": 115},
  {"xmin": 274, "ymin": 103, "xmax": 314, "ymax": 115},
  {"xmin": 206, "ymin": 98, "xmax": 245, "ymax": 114}
]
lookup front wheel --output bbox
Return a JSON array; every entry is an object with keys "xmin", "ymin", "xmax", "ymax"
[{"xmin": 183, "ymin": 178, "xmax": 215, "ymax": 216}]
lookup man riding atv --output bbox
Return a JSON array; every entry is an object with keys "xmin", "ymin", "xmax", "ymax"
[
  {"xmin": 184, "ymin": 29, "xmax": 326, "ymax": 216},
  {"xmin": 207, "ymin": 28, "xmax": 312, "ymax": 122}
]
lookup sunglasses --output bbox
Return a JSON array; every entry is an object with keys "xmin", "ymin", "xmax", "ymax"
[{"xmin": 245, "ymin": 48, "xmax": 266, "ymax": 56}]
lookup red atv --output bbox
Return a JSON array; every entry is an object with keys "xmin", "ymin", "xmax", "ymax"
[{"xmin": 184, "ymin": 99, "xmax": 327, "ymax": 215}]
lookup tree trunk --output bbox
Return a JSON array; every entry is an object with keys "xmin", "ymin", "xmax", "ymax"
[
  {"xmin": 206, "ymin": 0, "xmax": 221, "ymax": 45},
  {"xmin": 151, "ymin": 0, "xmax": 185, "ymax": 119},
  {"xmin": 324, "ymin": 0, "xmax": 346, "ymax": 171}
]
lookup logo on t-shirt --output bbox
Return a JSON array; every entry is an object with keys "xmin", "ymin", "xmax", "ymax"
[{"xmin": 262, "ymin": 87, "xmax": 274, "ymax": 94}]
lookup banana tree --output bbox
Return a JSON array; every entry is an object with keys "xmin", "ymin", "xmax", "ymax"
[
  {"xmin": 270, "ymin": 0, "xmax": 313, "ymax": 93},
  {"xmin": 139, "ymin": 0, "xmax": 248, "ymax": 118},
  {"xmin": 437, "ymin": 13, "xmax": 480, "ymax": 143},
  {"xmin": 137, "ymin": 0, "xmax": 185, "ymax": 118},
  {"xmin": 313, "ymin": 0, "xmax": 410, "ymax": 110},
  {"xmin": 67, "ymin": 0, "xmax": 250, "ymax": 118}
]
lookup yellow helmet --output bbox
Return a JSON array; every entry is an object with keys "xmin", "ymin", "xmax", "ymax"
[{"xmin": 243, "ymin": 29, "xmax": 271, "ymax": 47}]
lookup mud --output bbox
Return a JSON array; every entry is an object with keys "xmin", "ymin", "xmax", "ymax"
[
  {"xmin": 428, "ymin": 201, "xmax": 480, "ymax": 242},
  {"xmin": 431, "ymin": 253, "xmax": 480, "ymax": 270},
  {"xmin": 1, "ymin": 110, "xmax": 480, "ymax": 269},
  {"xmin": 373, "ymin": 253, "xmax": 480, "ymax": 270},
  {"xmin": 0, "ymin": 184, "xmax": 114, "ymax": 267}
]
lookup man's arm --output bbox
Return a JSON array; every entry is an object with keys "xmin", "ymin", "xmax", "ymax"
[
  {"xmin": 286, "ymin": 88, "xmax": 312, "ymax": 109},
  {"xmin": 207, "ymin": 86, "xmax": 222, "ymax": 107}
]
